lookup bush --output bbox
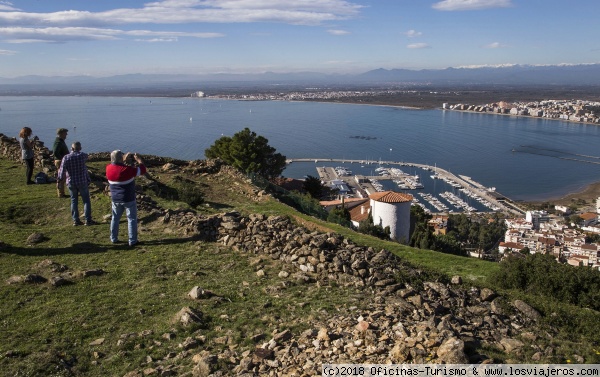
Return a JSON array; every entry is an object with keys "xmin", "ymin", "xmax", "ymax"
[{"xmin": 491, "ymin": 253, "xmax": 600, "ymax": 310}]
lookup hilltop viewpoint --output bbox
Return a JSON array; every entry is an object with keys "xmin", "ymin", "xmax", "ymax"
[{"xmin": 1, "ymin": 137, "xmax": 600, "ymax": 376}]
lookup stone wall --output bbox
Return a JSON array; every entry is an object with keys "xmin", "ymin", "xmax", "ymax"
[
  {"xmin": 158, "ymin": 209, "xmax": 550, "ymax": 374},
  {"xmin": 0, "ymin": 133, "xmax": 55, "ymax": 172}
]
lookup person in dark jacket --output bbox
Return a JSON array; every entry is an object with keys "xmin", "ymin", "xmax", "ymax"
[
  {"xmin": 106, "ymin": 150, "xmax": 146, "ymax": 246},
  {"xmin": 52, "ymin": 128, "xmax": 69, "ymax": 197}
]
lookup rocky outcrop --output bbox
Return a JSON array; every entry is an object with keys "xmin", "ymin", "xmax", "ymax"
[{"xmin": 151, "ymin": 210, "xmax": 548, "ymax": 374}]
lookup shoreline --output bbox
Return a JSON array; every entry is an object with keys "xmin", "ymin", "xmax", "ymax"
[{"xmin": 530, "ymin": 180, "xmax": 600, "ymax": 205}]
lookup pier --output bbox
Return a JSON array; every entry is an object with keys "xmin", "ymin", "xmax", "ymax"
[{"xmin": 287, "ymin": 158, "xmax": 524, "ymax": 216}]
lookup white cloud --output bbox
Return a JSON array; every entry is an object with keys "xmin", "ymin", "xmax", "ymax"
[
  {"xmin": 0, "ymin": 0, "xmax": 363, "ymax": 27},
  {"xmin": 0, "ymin": 27, "xmax": 224, "ymax": 43},
  {"xmin": 327, "ymin": 29, "xmax": 350, "ymax": 35},
  {"xmin": 0, "ymin": 48, "xmax": 16, "ymax": 55},
  {"xmin": 407, "ymin": 43, "xmax": 430, "ymax": 49},
  {"xmin": 136, "ymin": 37, "xmax": 179, "ymax": 43},
  {"xmin": 483, "ymin": 42, "xmax": 507, "ymax": 48},
  {"xmin": 0, "ymin": 1, "xmax": 18, "ymax": 11},
  {"xmin": 405, "ymin": 29, "xmax": 422, "ymax": 38},
  {"xmin": 432, "ymin": 0, "xmax": 512, "ymax": 11}
]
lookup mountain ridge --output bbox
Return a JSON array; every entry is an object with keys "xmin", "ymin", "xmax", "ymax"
[{"xmin": 2, "ymin": 63, "xmax": 600, "ymax": 87}]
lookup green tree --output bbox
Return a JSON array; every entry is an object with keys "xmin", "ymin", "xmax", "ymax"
[
  {"xmin": 205, "ymin": 128, "xmax": 286, "ymax": 179},
  {"xmin": 358, "ymin": 213, "xmax": 390, "ymax": 240},
  {"xmin": 409, "ymin": 205, "xmax": 433, "ymax": 249},
  {"xmin": 303, "ymin": 175, "xmax": 337, "ymax": 199},
  {"xmin": 569, "ymin": 214, "xmax": 583, "ymax": 227},
  {"xmin": 327, "ymin": 206, "xmax": 352, "ymax": 227}
]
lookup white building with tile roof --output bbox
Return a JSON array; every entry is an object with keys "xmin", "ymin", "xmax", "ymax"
[{"xmin": 370, "ymin": 191, "xmax": 413, "ymax": 244}]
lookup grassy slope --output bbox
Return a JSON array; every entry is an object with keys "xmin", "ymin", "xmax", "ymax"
[{"xmin": 0, "ymin": 158, "xmax": 597, "ymax": 375}]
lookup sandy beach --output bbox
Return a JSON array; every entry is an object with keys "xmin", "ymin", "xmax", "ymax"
[{"xmin": 532, "ymin": 180, "xmax": 600, "ymax": 206}]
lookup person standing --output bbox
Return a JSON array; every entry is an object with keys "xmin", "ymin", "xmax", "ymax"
[
  {"xmin": 18, "ymin": 127, "xmax": 38, "ymax": 185},
  {"xmin": 52, "ymin": 128, "xmax": 69, "ymax": 197},
  {"xmin": 57, "ymin": 141, "xmax": 96, "ymax": 226},
  {"xmin": 106, "ymin": 150, "xmax": 146, "ymax": 246}
]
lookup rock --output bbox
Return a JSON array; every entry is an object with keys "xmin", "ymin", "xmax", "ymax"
[
  {"xmin": 451, "ymin": 275, "xmax": 462, "ymax": 285},
  {"xmin": 26, "ymin": 232, "xmax": 45, "ymax": 244},
  {"xmin": 162, "ymin": 163, "xmax": 177, "ymax": 172},
  {"xmin": 173, "ymin": 307, "xmax": 203, "ymax": 326},
  {"xmin": 82, "ymin": 269, "xmax": 105, "ymax": 277},
  {"xmin": 253, "ymin": 348, "xmax": 275, "ymax": 361},
  {"xmin": 490, "ymin": 297, "xmax": 507, "ymax": 316},
  {"xmin": 6, "ymin": 275, "xmax": 24, "ymax": 284},
  {"xmin": 278, "ymin": 270, "xmax": 289, "ymax": 278},
  {"xmin": 36, "ymin": 259, "xmax": 68, "ymax": 272},
  {"xmin": 436, "ymin": 337, "xmax": 468, "ymax": 363},
  {"xmin": 272, "ymin": 329, "xmax": 292, "ymax": 344},
  {"xmin": 179, "ymin": 337, "xmax": 200, "ymax": 350},
  {"xmin": 513, "ymin": 300, "xmax": 541, "ymax": 321},
  {"xmin": 317, "ymin": 328, "xmax": 330, "ymax": 341},
  {"xmin": 89, "ymin": 338, "xmax": 105, "ymax": 346},
  {"xmin": 480, "ymin": 288, "xmax": 496, "ymax": 302},
  {"xmin": 355, "ymin": 321, "xmax": 370, "ymax": 332},
  {"xmin": 188, "ymin": 286, "xmax": 214, "ymax": 300},
  {"xmin": 49, "ymin": 276, "xmax": 70, "ymax": 287},
  {"xmin": 23, "ymin": 274, "xmax": 47, "ymax": 284},
  {"xmin": 500, "ymin": 338, "xmax": 524, "ymax": 353}
]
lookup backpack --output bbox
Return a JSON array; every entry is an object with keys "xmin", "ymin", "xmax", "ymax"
[{"xmin": 35, "ymin": 172, "xmax": 48, "ymax": 184}]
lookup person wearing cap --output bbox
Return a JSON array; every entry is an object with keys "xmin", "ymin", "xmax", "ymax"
[
  {"xmin": 106, "ymin": 150, "xmax": 146, "ymax": 247},
  {"xmin": 52, "ymin": 128, "xmax": 69, "ymax": 197}
]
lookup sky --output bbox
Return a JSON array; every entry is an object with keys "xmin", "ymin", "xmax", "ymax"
[{"xmin": 0, "ymin": 0, "xmax": 598, "ymax": 77}]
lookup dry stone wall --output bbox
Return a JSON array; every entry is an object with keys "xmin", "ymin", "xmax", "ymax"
[
  {"xmin": 158, "ymin": 210, "xmax": 551, "ymax": 374},
  {"xmin": 0, "ymin": 133, "xmax": 55, "ymax": 172}
]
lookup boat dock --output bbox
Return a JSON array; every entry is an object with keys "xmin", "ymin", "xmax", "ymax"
[{"xmin": 289, "ymin": 158, "xmax": 524, "ymax": 216}]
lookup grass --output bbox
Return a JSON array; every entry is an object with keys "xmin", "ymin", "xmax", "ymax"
[
  {"xmin": 1, "ymin": 157, "xmax": 599, "ymax": 375},
  {"xmin": 0, "ymin": 158, "xmax": 371, "ymax": 375}
]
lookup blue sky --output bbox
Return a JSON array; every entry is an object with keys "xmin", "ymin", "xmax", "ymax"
[{"xmin": 0, "ymin": 0, "xmax": 598, "ymax": 77}]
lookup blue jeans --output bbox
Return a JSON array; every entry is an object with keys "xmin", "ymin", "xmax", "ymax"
[
  {"xmin": 110, "ymin": 201, "xmax": 138, "ymax": 245},
  {"xmin": 68, "ymin": 183, "xmax": 92, "ymax": 223}
]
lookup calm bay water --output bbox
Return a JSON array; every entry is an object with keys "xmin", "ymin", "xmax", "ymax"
[{"xmin": 1, "ymin": 96, "xmax": 600, "ymax": 202}]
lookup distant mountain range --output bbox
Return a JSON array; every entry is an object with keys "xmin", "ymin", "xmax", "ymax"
[{"xmin": 1, "ymin": 64, "xmax": 599, "ymax": 94}]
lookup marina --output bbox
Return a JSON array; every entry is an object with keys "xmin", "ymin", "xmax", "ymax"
[{"xmin": 290, "ymin": 158, "xmax": 523, "ymax": 216}]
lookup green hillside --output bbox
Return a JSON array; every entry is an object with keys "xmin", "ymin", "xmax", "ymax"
[{"xmin": 0, "ymin": 156, "xmax": 599, "ymax": 376}]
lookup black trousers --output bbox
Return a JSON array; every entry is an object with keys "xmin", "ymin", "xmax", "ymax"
[{"xmin": 24, "ymin": 158, "xmax": 34, "ymax": 183}]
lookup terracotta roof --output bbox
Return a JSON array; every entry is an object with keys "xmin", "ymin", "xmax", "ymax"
[
  {"xmin": 349, "ymin": 203, "xmax": 371, "ymax": 223},
  {"xmin": 369, "ymin": 191, "xmax": 413, "ymax": 203},
  {"xmin": 319, "ymin": 198, "xmax": 367, "ymax": 207},
  {"xmin": 580, "ymin": 212, "xmax": 598, "ymax": 220},
  {"xmin": 500, "ymin": 241, "xmax": 524, "ymax": 249}
]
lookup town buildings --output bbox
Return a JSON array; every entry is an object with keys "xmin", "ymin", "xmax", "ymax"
[
  {"xmin": 501, "ymin": 209, "xmax": 600, "ymax": 268},
  {"xmin": 446, "ymin": 99, "xmax": 600, "ymax": 124}
]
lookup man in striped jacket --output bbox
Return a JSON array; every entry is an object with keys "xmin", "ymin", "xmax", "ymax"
[{"xmin": 106, "ymin": 150, "xmax": 147, "ymax": 247}]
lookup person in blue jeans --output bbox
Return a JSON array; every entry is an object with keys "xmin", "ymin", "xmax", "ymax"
[
  {"xmin": 57, "ymin": 142, "xmax": 96, "ymax": 226},
  {"xmin": 106, "ymin": 150, "xmax": 147, "ymax": 246}
]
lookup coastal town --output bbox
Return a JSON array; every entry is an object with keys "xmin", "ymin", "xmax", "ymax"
[
  {"xmin": 203, "ymin": 89, "xmax": 600, "ymax": 125},
  {"xmin": 206, "ymin": 88, "xmax": 421, "ymax": 103},
  {"xmin": 445, "ymin": 99, "xmax": 600, "ymax": 124},
  {"xmin": 500, "ymin": 207, "xmax": 600, "ymax": 268},
  {"xmin": 302, "ymin": 157, "xmax": 600, "ymax": 269}
]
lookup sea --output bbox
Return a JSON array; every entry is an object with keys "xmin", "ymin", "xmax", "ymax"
[{"xmin": 2, "ymin": 95, "xmax": 600, "ymax": 203}]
